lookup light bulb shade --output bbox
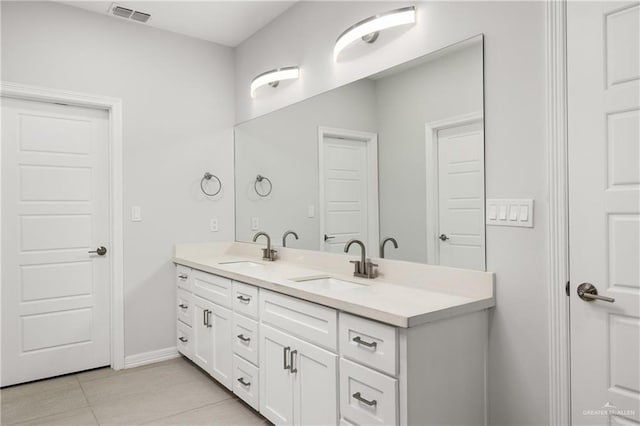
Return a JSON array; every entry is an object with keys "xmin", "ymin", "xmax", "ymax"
[
  {"xmin": 333, "ymin": 6, "xmax": 416, "ymax": 61},
  {"xmin": 250, "ymin": 67, "xmax": 300, "ymax": 98}
]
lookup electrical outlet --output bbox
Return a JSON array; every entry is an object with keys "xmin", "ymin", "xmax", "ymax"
[
  {"xmin": 251, "ymin": 217, "xmax": 259, "ymax": 231},
  {"xmin": 210, "ymin": 218, "xmax": 218, "ymax": 232},
  {"xmin": 131, "ymin": 206, "xmax": 142, "ymax": 222}
]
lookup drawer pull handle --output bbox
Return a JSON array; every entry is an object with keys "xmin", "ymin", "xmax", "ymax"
[
  {"xmin": 178, "ymin": 274, "xmax": 188, "ymax": 280},
  {"xmin": 353, "ymin": 336, "xmax": 377, "ymax": 349},
  {"xmin": 237, "ymin": 334, "xmax": 251, "ymax": 343},
  {"xmin": 283, "ymin": 346, "xmax": 291, "ymax": 371},
  {"xmin": 178, "ymin": 337, "xmax": 188, "ymax": 343},
  {"xmin": 353, "ymin": 392, "xmax": 377, "ymax": 407},
  {"xmin": 236, "ymin": 295, "xmax": 251, "ymax": 303},
  {"xmin": 237, "ymin": 377, "xmax": 251, "ymax": 387},
  {"xmin": 178, "ymin": 304, "xmax": 188, "ymax": 309}
]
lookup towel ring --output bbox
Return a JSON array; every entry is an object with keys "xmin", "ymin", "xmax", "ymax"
[
  {"xmin": 254, "ymin": 174, "xmax": 272, "ymax": 197},
  {"xmin": 200, "ymin": 172, "xmax": 221, "ymax": 197}
]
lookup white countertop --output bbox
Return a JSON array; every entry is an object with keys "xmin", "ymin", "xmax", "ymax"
[{"xmin": 173, "ymin": 242, "xmax": 495, "ymax": 328}]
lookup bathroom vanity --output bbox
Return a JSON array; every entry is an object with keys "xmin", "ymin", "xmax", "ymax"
[{"xmin": 173, "ymin": 242, "xmax": 494, "ymax": 426}]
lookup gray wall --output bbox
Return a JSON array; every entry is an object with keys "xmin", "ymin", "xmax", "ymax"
[
  {"xmin": 376, "ymin": 43, "xmax": 483, "ymax": 263},
  {"xmin": 235, "ymin": 2, "xmax": 549, "ymax": 425},
  {"xmin": 235, "ymin": 79, "xmax": 377, "ymax": 248},
  {"xmin": 1, "ymin": 1, "xmax": 236, "ymax": 359}
]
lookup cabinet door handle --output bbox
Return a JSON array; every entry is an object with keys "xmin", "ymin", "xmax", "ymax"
[
  {"xmin": 178, "ymin": 337, "xmax": 188, "ymax": 343},
  {"xmin": 237, "ymin": 334, "xmax": 251, "ymax": 343},
  {"xmin": 237, "ymin": 377, "xmax": 251, "ymax": 387},
  {"xmin": 353, "ymin": 336, "xmax": 377, "ymax": 349},
  {"xmin": 290, "ymin": 349, "xmax": 298, "ymax": 373},
  {"xmin": 236, "ymin": 295, "xmax": 251, "ymax": 303},
  {"xmin": 283, "ymin": 346, "xmax": 291, "ymax": 371},
  {"xmin": 203, "ymin": 309, "xmax": 207, "ymax": 326},
  {"xmin": 178, "ymin": 304, "xmax": 188, "ymax": 309},
  {"xmin": 206, "ymin": 310, "xmax": 212, "ymax": 328},
  {"xmin": 353, "ymin": 392, "xmax": 377, "ymax": 407}
]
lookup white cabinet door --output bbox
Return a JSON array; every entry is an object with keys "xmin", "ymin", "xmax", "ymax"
[
  {"xmin": 210, "ymin": 303, "xmax": 233, "ymax": 390},
  {"xmin": 293, "ymin": 336, "xmax": 338, "ymax": 426},
  {"xmin": 260, "ymin": 324, "xmax": 295, "ymax": 426},
  {"xmin": 192, "ymin": 296, "xmax": 214, "ymax": 373}
]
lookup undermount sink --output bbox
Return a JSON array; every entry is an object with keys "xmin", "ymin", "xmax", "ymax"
[
  {"xmin": 218, "ymin": 261, "xmax": 264, "ymax": 268},
  {"xmin": 291, "ymin": 276, "xmax": 367, "ymax": 291}
]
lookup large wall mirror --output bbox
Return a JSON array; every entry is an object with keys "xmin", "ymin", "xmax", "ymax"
[{"xmin": 235, "ymin": 35, "xmax": 485, "ymax": 270}]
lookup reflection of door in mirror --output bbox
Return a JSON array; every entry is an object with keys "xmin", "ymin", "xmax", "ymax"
[
  {"xmin": 319, "ymin": 127, "xmax": 379, "ymax": 256},
  {"xmin": 430, "ymin": 118, "xmax": 484, "ymax": 270}
]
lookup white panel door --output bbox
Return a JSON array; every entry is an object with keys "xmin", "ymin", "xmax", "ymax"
[
  {"xmin": 260, "ymin": 324, "xmax": 294, "ymax": 426},
  {"xmin": 293, "ymin": 334, "xmax": 338, "ymax": 426},
  {"xmin": 436, "ymin": 121, "xmax": 485, "ymax": 270},
  {"xmin": 568, "ymin": 2, "xmax": 640, "ymax": 424},
  {"xmin": 192, "ymin": 296, "xmax": 214, "ymax": 373},
  {"xmin": 210, "ymin": 303, "xmax": 233, "ymax": 390},
  {"xmin": 321, "ymin": 137, "xmax": 369, "ymax": 253},
  {"xmin": 1, "ymin": 98, "xmax": 110, "ymax": 386}
]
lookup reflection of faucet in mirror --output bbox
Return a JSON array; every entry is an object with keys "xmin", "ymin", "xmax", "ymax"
[
  {"xmin": 380, "ymin": 237, "xmax": 399, "ymax": 259},
  {"xmin": 253, "ymin": 231, "xmax": 277, "ymax": 261},
  {"xmin": 344, "ymin": 239, "xmax": 378, "ymax": 279},
  {"xmin": 282, "ymin": 230, "xmax": 299, "ymax": 247}
]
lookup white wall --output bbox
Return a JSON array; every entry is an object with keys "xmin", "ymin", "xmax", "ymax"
[
  {"xmin": 235, "ymin": 79, "xmax": 377, "ymax": 249},
  {"xmin": 235, "ymin": 2, "xmax": 549, "ymax": 425},
  {"xmin": 1, "ymin": 1, "xmax": 235, "ymax": 359}
]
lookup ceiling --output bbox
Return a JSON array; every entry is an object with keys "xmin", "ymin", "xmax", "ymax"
[{"xmin": 58, "ymin": 1, "xmax": 297, "ymax": 47}]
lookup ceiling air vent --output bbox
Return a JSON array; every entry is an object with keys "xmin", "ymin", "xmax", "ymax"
[{"xmin": 109, "ymin": 3, "xmax": 151, "ymax": 23}]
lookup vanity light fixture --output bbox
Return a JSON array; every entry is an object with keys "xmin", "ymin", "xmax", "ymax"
[
  {"xmin": 333, "ymin": 6, "xmax": 416, "ymax": 61},
  {"xmin": 250, "ymin": 67, "xmax": 299, "ymax": 98}
]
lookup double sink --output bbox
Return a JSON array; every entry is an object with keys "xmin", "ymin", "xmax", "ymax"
[{"xmin": 218, "ymin": 260, "xmax": 367, "ymax": 291}]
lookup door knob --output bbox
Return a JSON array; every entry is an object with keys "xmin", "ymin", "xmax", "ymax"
[
  {"xmin": 439, "ymin": 234, "xmax": 449, "ymax": 241},
  {"xmin": 577, "ymin": 283, "xmax": 615, "ymax": 303},
  {"xmin": 324, "ymin": 234, "xmax": 335, "ymax": 242},
  {"xmin": 88, "ymin": 246, "xmax": 107, "ymax": 256}
]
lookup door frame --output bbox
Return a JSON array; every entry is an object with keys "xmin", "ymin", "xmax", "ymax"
[
  {"xmin": 0, "ymin": 81, "xmax": 125, "ymax": 370},
  {"xmin": 545, "ymin": 1, "xmax": 572, "ymax": 425},
  {"xmin": 317, "ymin": 126, "xmax": 379, "ymax": 256},
  {"xmin": 424, "ymin": 111, "xmax": 484, "ymax": 266}
]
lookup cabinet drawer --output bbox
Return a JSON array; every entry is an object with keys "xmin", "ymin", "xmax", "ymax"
[
  {"xmin": 340, "ymin": 358, "xmax": 398, "ymax": 426},
  {"xmin": 232, "ymin": 281, "xmax": 258, "ymax": 319},
  {"xmin": 260, "ymin": 289, "xmax": 337, "ymax": 351},
  {"xmin": 233, "ymin": 354, "xmax": 259, "ymax": 411},
  {"xmin": 233, "ymin": 312, "xmax": 259, "ymax": 366},
  {"xmin": 176, "ymin": 265, "xmax": 192, "ymax": 291},
  {"xmin": 192, "ymin": 270, "xmax": 232, "ymax": 308},
  {"xmin": 177, "ymin": 288, "xmax": 193, "ymax": 326},
  {"xmin": 177, "ymin": 321, "xmax": 193, "ymax": 359},
  {"xmin": 339, "ymin": 313, "xmax": 397, "ymax": 376}
]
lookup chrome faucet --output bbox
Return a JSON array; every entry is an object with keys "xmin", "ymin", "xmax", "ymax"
[
  {"xmin": 253, "ymin": 231, "xmax": 277, "ymax": 261},
  {"xmin": 380, "ymin": 237, "xmax": 399, "ymax": 259},
  {"xmin": 282, "ymin": 230, "xmax": 299, "ymax": 247},
  {"xmin": 344, "ymin": 239, "xmax": 378, "ymax": 279}
]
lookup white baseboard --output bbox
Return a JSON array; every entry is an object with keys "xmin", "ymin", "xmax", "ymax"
[{"xmin": 124, "ymin": 346, "xmax": 180, "ymax": 369}]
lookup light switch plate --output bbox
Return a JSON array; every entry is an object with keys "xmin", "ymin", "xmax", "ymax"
[
  {"xmin": 486, "ymin": 199, "xmax": 534, "ymax": 227},
  {"xmin": 251, "ymin": 217, "xmax": 259, "ymax": 231},
  {"xmin": 131, "ymin": 206, "xmax": 142, "ymax": 222}
]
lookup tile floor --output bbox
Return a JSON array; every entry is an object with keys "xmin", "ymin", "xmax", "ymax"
[{"xmin": 0, "ymin": 357, "xmax": 269, "ymax": 425}]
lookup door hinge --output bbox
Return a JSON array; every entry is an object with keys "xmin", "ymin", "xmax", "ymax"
[{"xmin": 566, "ymin": 281, "xmax": 570, "ymax": 297}]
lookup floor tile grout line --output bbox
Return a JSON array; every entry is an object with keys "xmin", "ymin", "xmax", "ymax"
[{"xmin": 137, "ymin": 394, "xmax": 237, "ymax": 425}]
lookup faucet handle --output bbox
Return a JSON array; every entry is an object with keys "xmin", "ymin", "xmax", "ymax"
[
  {"xmin": 349, "ymin": 260, "xmax": 362, "ymax": 274},
  {"xmin": 365, "ymin": 260, "xmax": 378, "ymax": 279}
]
